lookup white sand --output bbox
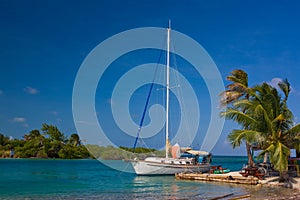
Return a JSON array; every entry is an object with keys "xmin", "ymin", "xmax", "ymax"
[
  {"xmin": 225, "ymin": 171, "xmax": 300, "ymax": 190},
  {"xmin": 260, "ymin": 176, "xmax": 300, "ymax": 190}
]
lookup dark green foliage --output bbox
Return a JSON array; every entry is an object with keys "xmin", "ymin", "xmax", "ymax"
[
  {"xmin": 221, "ymin": 70, "xmax": 300, "ymax": 177},
  {"xmin": 42, "ymin": 123, "xmax": 66, "ymax": 142},
  {"xmin": 0, "ymin": 124, "xmax": 91, "ymax": 159}
]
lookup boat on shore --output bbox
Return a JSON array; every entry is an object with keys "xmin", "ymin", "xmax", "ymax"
[{"xmin": 130, "ymin": 22, "xmax": 211, "ymax": 175}]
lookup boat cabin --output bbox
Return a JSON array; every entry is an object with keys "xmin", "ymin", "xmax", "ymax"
[{"xmin": 180, "ymin": 150, "xmax": 212, "ymax": 164}]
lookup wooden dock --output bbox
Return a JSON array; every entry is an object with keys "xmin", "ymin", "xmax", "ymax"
[{"xmin": 175, "ymin": 172, "xmax": 260, "ymax": 185}]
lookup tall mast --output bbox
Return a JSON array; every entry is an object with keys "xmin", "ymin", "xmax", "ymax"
[{"xmin": 165, "ymin": 20, "xmax": 171, "ymax": 158}]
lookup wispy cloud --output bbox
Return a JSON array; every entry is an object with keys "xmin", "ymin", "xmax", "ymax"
[
  {"xmin": 49, "ymin": 111, "xmax": 58, "ymax": 116},
  {"xmin": 268, "ymin": 78, "xmax": 283, "ymax": 89},
  {"xmin": 11, "ymin": 117, "xmax": 29, "ymax": 128},
  {"xmin": 77, "ymin": 120, "xmax": 97, "ymax": 126},
  {"xmin": 12, "ymin": 117, "xmax": 26, "ymax": 123},
  {"xmin": 24, "ymin": 86, "xmax": 39, "ymax": 94},
  {"xmin": 0, "ymin": 90, "xmax": 3, "ymax": 96},
  {"xmin": 268, "ymin": 78, "xmax": 296, "ymax": 94}
]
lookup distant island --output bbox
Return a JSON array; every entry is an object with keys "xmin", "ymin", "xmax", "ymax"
[
  {"xmin": 0, "ymin": 123, "xmax": 91, "ymax": 159},
  {"xmin": 0, "ymin": 123, "xmax": 163, "ymax": 159},
  {"xmin": 86, "ymin": 145, "xmax": 164, "ymax": 160}
]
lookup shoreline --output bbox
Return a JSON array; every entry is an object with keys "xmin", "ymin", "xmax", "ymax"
[
  {"xmin": 177, "ymin": 171, "xmax": 300, "ymax": 199},
  {"xmin": 258, "ymin": 176, "xmax": 300, "ymax": 199}
]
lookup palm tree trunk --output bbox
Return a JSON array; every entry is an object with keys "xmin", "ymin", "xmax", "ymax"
[
  {"xmin": 263, "ymin": 152, "xmax": 269, "ymax": 163},
  {"xmin": 246, "ymin": 142, "xmax": 254, "ymax": 166},
  {"xmin": 279, "ymin": 170, "xmax": 289, "ymax": 182}
]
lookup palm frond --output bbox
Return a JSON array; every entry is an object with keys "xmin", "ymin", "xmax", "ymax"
[
  {"xmin": 273, "ymin": 114, "xmax": 285, "ymax": 123},
  {"xmin": 227, "ymin": 130, "xmax": 246, "ymax": 148},
  {"xmin": 226, "ymin": 83, "xmax": 248, "ymax": 93},
  {"xmin": 221, "ymin": 108, "xmax": 255, "ymax": 127},
  {"xmin": 278, "ymin": 78, "xmax": 291, "ymax": 101},
  {"xmin": 233, "ymin": 99, "xmax": 253, "ymax": 109},
  {"xmin": 284, "ymin": 123, "xmax": 300, "ymax": 137},
  {"xmin": 254, "ymin": 104, "xmax": 273, "ymax": 134},
  {"xmin": 259, "ymin": 143, "xmax": 275, "ymax": 158},
  {"xmin": 227, "ymin": 69, "xmax": 248, "ymax": 87},
  {"xmin": 219, "ymin": 91, "xmax": 243, "ymax": 106},
  {"xmin": 271, "ymin": 141, "xmax": 290, "ymax": 172},
  {"xmin": 227, "ymin": 129, "xmax": 264, "ymax": 148}
]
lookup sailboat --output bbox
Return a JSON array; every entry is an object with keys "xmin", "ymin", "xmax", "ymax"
[{"xmin": 130, "ymin": 22, "xmax": 212, "ymax": 175}]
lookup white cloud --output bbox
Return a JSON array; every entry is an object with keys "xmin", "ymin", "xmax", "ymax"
[
  {"xmin": 24, "ymin": 86, "xmax": 39, "ymax": 94},
  {"xmin": 268, "ymin": 78, "xmax": 296, "ymax": 94},
  {"xmin": 12, "ymin": 117, "xmax": 26, "ymax": 123},
  {"xmin": 268, "ymin": 78, "xmax": 283, "ymax": 89},
  {"xmin": 23, "ymin": 123, "xmax": 29, "ymax": 128},
  {"xmin": 77, "ymin": 120, "xmax": 97, "ymax": 126},
  {"xmin": 49, "ymin": 111, "xmax": 58, "ymax": 116}
]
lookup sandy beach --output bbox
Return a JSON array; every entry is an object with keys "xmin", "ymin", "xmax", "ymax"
[
  {"xmin": 257, "ymin": 176, "xmax": 300, "ymax": 199},
  {"xmin": 225, "ymin": 171, "xmax": 300, "ymax": 199}
]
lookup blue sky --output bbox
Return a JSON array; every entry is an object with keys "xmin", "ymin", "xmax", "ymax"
[{"xmin": 1, "ymin": 0, "xmax": 300, "ymax": 155}]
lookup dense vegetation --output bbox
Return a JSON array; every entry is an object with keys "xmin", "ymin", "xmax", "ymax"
[
  {"xmin": 86, "ymin": 145, "xmax": 164, "ymax": 160},
  {"xmin": 0, "ymin": 123, "xmax": 90, "ymax": 159},
  {"xmin": 0, "ymin": 123, "xmax": 163, "ymax": 160},
  {"xmin": 220, "ymin": 69, "xmax": 300, "ymax": 179}
]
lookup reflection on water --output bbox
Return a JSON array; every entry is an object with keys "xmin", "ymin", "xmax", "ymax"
[{"xmin": 132, "ymin": 175, "xmax": 245, "ymax": 199}]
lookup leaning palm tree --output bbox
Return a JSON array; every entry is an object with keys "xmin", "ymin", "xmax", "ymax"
[
  {"xmin": 69, "ymin": 133, "xmax": 81, "ymax": 147},
  {"xmin": 220, "ymin": 69, "xmax": 255, "ymax": 166}
]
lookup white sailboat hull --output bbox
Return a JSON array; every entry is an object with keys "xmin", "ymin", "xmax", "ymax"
[{"xmin": 131, "ymin": 157, "xmax": 211, "ymax": 175}]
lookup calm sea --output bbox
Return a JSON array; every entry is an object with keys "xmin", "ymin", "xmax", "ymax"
[{"xmin": 0, "ymin": 156, "xmax": 289, "ymax": 199}]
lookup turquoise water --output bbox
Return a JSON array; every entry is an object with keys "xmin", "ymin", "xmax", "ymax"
[{"xmin": 0, "ymin": 157, "xmax": 285, "ymax": 199}]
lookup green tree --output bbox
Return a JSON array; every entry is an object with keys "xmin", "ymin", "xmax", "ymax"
[
  {"xmin": 254, "ymin": 82, "xmax": 300, "ymax": 178},
  {"xmin": 41, "ymin": 123, "xmax": 66, "ymax": 142},
  {"xmin": 58, "ymin": 133, "xmax": 90, "ymax": 159},
  {"xmin": 220, "ymin": 69, "xmax": 255, "ymax": 166},
  {"xmin": 0, "ymin": 133, "xmax": 10, "ymax": 146},
  {"xmin": 17, "ymin": 130, "xmax": 46, "ymax": 158},
  {"xmin": 68, "ymin": 133, "xmax": 81, "ymax": 147},
  {"xmin": 41, "ymin": 124, "xmax": 66, "ymax": 158},
  {"xmin": 0, "ymin": 125, "xmax": 91, "ymax": 159},
  {"xmin": 222, "ymin": 76, "xmax": 300, "ymax": 179},
  {"xmin": 24, "ymin": 129, "xmax": 41, "ymax": 141}
]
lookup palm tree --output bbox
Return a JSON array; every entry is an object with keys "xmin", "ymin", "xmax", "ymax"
[
  {"xmin": 41, "ymin": 124, "xmax": 66, "ymax": 158},
  {"xmin": 24, "ymin": 129, "xmax": 42, "ymax": 141},
  {"xmin": 254, "ymin": 81, "xmax": 300, "ymax": 179},
  {"xmin": 68, "ymin": 133, "xmax": 81, "ymax": 147},
  {"xmin": 223, "ymin": 78, "xmax": 300, "ymax": 179},
  {"xmin": 220, "ymin": 69, "xmax": 255, "ymax": 166}
]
